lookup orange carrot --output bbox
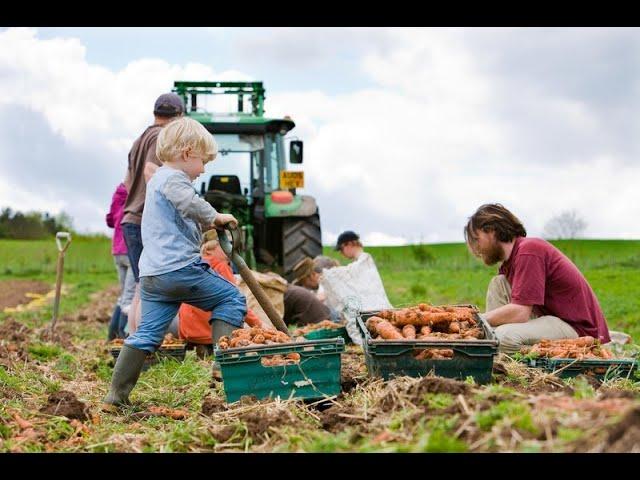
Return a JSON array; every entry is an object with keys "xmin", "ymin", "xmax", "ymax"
[
  {"xmin": 376, "ymin": 320, "xmax": 404, "ymax": 340},
  {"xmin": 402, "ymin": 324, "xmax": 416, "ymax": 339}
]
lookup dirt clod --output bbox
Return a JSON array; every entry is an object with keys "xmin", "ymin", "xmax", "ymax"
[
  {"xmin": 201, "ymin": 395, "xmax": 227, "ymax": 416},
  {"xmin": 237, "ymin": 405, "xmax": 300, "ymax": 440},
  {"xmin": 410, "ymin": 376, "xmax": 471, "ymax": 397},
  {"xmin": 603, "ymin": 405, "xmax": 640, "ymax": 452},
  {"xmin": 40, "ymin": 391, "xmax": 89, "ymax": 421},
  {"xmin": 319, "ymin": 405, "xmax": 363, "ymax": 432},
  {"xmin": 0, "ymin": 318, "xmax": 32, "ymax": 343}
]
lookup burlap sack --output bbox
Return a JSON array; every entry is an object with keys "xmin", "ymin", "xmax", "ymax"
[{"xmin": 236, "ymin": 271, "xmax": 288, "ymax": 330}]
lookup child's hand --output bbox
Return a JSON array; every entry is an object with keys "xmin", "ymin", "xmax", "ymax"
[{"xmin": 213, "ymin": 213, "xmax": 238, "ymax": 229}]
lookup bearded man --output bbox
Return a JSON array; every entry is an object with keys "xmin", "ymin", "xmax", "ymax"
[{"xmin": 464, "ymin": 203, "xmax": 610, "ymax": 354}]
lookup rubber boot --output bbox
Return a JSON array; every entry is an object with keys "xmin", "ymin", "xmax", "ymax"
[
  {"xmin": 210, "ymin": 320, "xmax": 237, "ymax": 382},
  {"xmin": 102, "ymin": 344, "xmax": 147, "ymax": 410},
  {"xmin": 107, "ymin": 304, "xmax": 122, "ymax": 341}
]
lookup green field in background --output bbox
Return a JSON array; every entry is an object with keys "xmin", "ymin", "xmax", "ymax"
[{"xmin": 1, "ymin": 237, "xmax": 638, "ymax": 340}]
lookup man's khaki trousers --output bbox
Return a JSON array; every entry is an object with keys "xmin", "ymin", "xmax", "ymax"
[{"xmin": 486, "ymin": 275, "xmax": 578, "ymax": 354}]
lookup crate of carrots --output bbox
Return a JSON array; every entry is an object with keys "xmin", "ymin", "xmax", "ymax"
[
  {"xmin": 214, "ymin": 327, "xmax": 345, "ymax": 403},
  {"xmin": 517, "ymin": 337, "xmax": 638, "ymax": 380},
  {"xmin": 357, "ymin": 304, "xmax": 499, "ymax": 384},
  {"xmin": 109, "ymin": 334, "xmax": 186, "ymax": 370},
  {"xmin": 292, "ymin": 320, "xmax": 352, "ymax": 344}
]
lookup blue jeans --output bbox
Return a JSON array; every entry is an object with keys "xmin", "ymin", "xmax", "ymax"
[
  {"xmin": 124, "ymin": 260, "xmax": 247, "ymax": 353},
  {"xmin": 122, "ymin": 223, "xmax": 143, "ymax": 283}
]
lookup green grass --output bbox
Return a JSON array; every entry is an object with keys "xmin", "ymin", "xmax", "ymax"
[{"xmin": 0, "ymin": 236, "xmax": 113, "ymax": 278}]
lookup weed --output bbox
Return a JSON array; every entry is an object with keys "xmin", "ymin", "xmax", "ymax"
[
  {"xmin": 476, "ymin": 401, "xmax": 538, "ymax": 434},
  {"xmin": 28, "ymin": 343, "xmax": 64, "ymax": 362},
  {"xmin": 421, "ymin": 392, "xmax": 455, "ymax": 410}
]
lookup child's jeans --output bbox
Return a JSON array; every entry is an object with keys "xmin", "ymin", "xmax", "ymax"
[{"xmin": 125, "ymin": 259, "xmax": 247, "ymax": 353}]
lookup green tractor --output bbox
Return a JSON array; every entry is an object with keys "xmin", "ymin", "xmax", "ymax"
[{"xmin": 173, "ymin": 81, "xmax": 322, "ymax": 281}]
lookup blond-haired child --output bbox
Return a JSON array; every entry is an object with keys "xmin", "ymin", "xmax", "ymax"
[{"xmin": 104, "ymin": 117, "xmax": 246, "ymax": 408}]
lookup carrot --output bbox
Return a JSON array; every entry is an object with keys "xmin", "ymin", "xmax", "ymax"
[
  {"xmin": 366, "ymin": 316, "xmax": 384, "ymax": 333},
  {"xmin": 402, "ymin": 324, "xmax": 416, "ymax": 339},
  {"xmin": 376, "ymin": 320, "xmax": 405, "ymax": 340},
  {"xmin": 420, "ymin": 325, "xmax": 432, "ymax": 336},
  {"xmin": 448, "ymin": 322, "xmax": 460, "ymax": 334}
]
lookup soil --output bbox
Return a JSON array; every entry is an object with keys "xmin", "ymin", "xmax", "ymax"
[
  {"xmin": 38, "ymin": 327, "xmax": 75, "ymax": 349},
  {"xmin": 319, "ymin": 404, "xmax": 365, "ymax": 433},
  {"xmin": 0, "ymin": 318, "xmax": 32, "ymax": 343},
  {"xmin": 0, "ymin": 280, "xmax": 51, "ymax": 310},
  {"xmin": 201, "ymin": 395, "xmax": 227, "ymax": 416},
  {"xmin": 602, "ymin": 405, "xmax": 640, "ymax": 452},
  {"xmin": 39, "ymin": 391, "xmax": 89, "ymax": 421},
  {"xmin": 62, "ymin": 285, "xmax": 120, "ymax": 324},
  {"xmin": 236, "ymin": 404, "xmax": 301, "ymax": 440},
  {"xmin": 0, "ymin": 318, "xmax": 32, "ymax": 367},
  {"xmin": 409, "ymin": 376, "xmax": 470, "ymax": 397},
  {"xmin": 210, "ymin": 425, "xmax": 238, "ymax": 443}
]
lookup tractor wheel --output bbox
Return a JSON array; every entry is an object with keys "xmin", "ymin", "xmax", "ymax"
[{"xmin": 282, "ymin": 214, "xmax": 322, "ymax": 282}]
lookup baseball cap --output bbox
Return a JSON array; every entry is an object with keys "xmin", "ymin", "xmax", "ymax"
[
  {"xmin": 335, "ymin": 230, "xmax": 359, "ymax": 251},
  {"xmin": 153, "ymin": 93, "xmax": 185, "ymax": 117}
]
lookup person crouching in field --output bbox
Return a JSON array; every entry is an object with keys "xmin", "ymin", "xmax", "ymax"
[
  {"xmin": 103, "ymin": 117, "xmax": 246, "ymax": 409},
  {"xmin": 464, "ymin": 203, "xmax": 611, "ymax": 354}
]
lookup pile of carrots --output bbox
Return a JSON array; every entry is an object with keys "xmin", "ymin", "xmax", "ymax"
[
  {"xmin": 366, "ymin": 304, "xmax": 484, "ymax": 341},
  {"xmin": 522, "ymin": 336, "xmax": 614, "ymax": 359},
  {"xmin": 261, "ymin": 353, "xmax": 301, "ymax": 366},
  {"xmin": 161, "ymin": 333, "xmax": 185, "ymax": 346},
  {"xmin": 414, "ymin": 348, "xmax": 454, "ymax": 360},
  {"xmin": 217, "ymin": 327, "xmax": 294, "ymax": 350},
  {"xmin": 293, "ymin": 320, "xmax": 344, "ymax": 336},
  {"xmin": 217, "ymin": 328, "xmax": 302, "ymax": 366}
]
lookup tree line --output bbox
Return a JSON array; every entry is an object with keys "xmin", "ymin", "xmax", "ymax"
[{"xmin": 0, "ymin": 207, "xmax": 74, "ymax": 239}]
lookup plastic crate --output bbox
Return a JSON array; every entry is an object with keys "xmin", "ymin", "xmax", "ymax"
[
  {"xmin": 214, "ymin": 338, "xmax": 345, "ymax": 403},
  {"xmin": 110, "ymin": 344, "xmax": 186, "ymax": 371},
  {"xmin": 521, "ymin": 356, "xmax": 639, "ymax": 381},
  {"xmin": 302, "ymin": 326, "xmax": 352, "ymax": 344},
  {"xmin": 357, "ymin": 306, "xmax": 499, "ymax": 384}
]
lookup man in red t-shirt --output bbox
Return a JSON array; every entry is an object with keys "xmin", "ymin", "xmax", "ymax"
[{"xmin": 464, "ymin": 204, "xmax": 610, "ymax": 354}]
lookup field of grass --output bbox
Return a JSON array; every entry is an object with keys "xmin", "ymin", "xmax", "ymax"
[
  {"xmin": 1, "ymin": 236, "xmax": 639, "ymax": 339},
  {"xmin": 0, "ymin": 237, "xmax": 638, "ymax": 453}
]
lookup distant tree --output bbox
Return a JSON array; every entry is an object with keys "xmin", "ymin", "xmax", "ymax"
[
  {"xmin": 0, "ymin": 207, "xmax": 75, "ymax": 239},
  {"xmin": 543, "ymin": 210, "xmax": 587, "ymax": 239}
]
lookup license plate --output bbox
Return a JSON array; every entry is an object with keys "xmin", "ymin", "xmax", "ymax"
[{"xmin": 280, "ymin": 171, "xmax": 304, "ymax": 189}]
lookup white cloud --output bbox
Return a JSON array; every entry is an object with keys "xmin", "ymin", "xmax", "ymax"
[
  {"xmin": 0, "ymin": 28, "xmax": 252, "ymax": 233},
  {"xmin": 1, "ymin": 27, "xmax": 639, "ymax": 245},
  {"xmin": 362, "ymin": 232, "xmax": 408, "ymax": 246}
]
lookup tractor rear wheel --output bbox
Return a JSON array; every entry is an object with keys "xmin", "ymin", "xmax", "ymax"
[{"xmin": 282, "ymin": 214, "xmax": 322, "ymax": 282}]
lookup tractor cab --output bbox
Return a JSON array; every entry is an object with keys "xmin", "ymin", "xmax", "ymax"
[{"xmin": 173, "ymin": 81, "xmax": 320, "ymax": 280}]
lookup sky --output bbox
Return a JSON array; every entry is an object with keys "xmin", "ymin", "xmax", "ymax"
[{"xmin": 1, "ymin": 27, "xmax": 639, "ymax": 246}]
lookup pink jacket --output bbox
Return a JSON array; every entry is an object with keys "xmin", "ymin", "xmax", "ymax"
[{"xmin": 106, "ymin": 183, "xmax": 128, "ymax": 255}]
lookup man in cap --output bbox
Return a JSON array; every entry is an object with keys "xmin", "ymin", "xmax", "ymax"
[
  {"xmin": 335, "ymin": 230, "xmax": 365, "ymax": 262},
  {"xmin": 120, "ymin": 93, "xmax": 185, "ymax": 285}
]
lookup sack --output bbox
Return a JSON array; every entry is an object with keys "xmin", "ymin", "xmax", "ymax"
[
  {"xmin": 236, "ymin": 271, "xmax": 288, "ymax": 330},
  {"xmin": 320, "ymin": 253, "xmax": 392, "ymax": 345}
]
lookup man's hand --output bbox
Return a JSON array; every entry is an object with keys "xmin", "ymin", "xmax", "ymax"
[{"xmin": 213, "ymin": 213, "xmax": 238, "ymax": 229}]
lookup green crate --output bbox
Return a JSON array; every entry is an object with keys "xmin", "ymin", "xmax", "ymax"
[
  {"xmin": 302, "ymin": 326, "xmax": 352, "ymax": 344},
  {"xmin": 214, "ymin": 338, "xmax": 345, "ymax": 403},
  {"xmin": 357, "ymin": 306, "xmax": 499, "ymax": 384},
  {"xmin": 522, "ymin": 357, "xmax": 639, "ymax": 381},
  {"xmin": 110, "ymin": 344, "xmax": 186, "ymax": 371}
]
